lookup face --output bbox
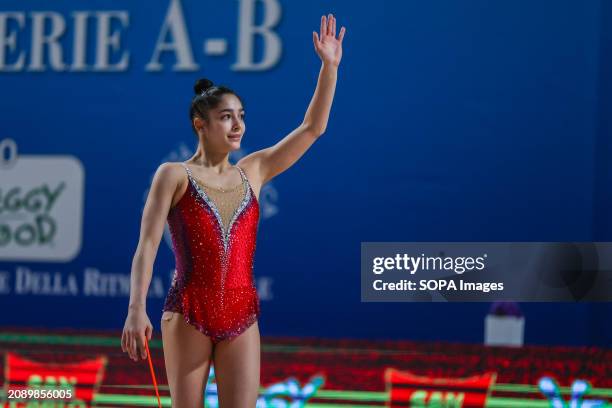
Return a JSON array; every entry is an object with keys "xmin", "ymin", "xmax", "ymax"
[{"xmin": 195, "ymin": 93, "xmax": 245, "ymax": 152}]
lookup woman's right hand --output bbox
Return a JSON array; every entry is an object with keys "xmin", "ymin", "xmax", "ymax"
[
  {"xmin": 122, "ymin": 164, "xmax": 180, "ymax": 362},
  {"xmin": 121, "ymin": 305, "xmax": 153, "ymax": 362}
]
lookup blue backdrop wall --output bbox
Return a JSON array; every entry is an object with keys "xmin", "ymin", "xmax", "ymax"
[{"xmin": 0, "ymin": 0, "xmax": 610, "ymax": 346}]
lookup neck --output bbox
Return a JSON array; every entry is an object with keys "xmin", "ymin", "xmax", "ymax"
[{"xmin": 191, "ymin": 143, "xmax": 233, "ymax": 173}]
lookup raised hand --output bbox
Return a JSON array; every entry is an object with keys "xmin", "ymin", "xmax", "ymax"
[{"xmin": 312, "ymin": 14, "xmax": 346, "ymax": 67}]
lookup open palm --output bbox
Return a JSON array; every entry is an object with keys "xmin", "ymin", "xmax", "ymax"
[{"xmin": 313, "ymin": 14, "xmax": 346, "ymax": 67}]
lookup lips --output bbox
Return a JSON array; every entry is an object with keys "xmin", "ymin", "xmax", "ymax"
[{"xmin": 228, "ymin": 134, "xmax": 241, "ymax": 140}]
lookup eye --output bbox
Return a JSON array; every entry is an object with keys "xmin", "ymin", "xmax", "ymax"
[{"xmin": 222, "ymin": 114, "xmax": 230, "ymax": 119}]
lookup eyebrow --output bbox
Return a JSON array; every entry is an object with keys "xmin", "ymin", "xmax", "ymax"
[{"xmin": 218, "ymin": 108, "xmax": 245, "ymax": 113}]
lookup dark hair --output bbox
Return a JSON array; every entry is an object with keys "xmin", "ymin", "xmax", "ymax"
[{"xmin": 189, "ymin": 78, "xmax": 244, "ymax": 136}]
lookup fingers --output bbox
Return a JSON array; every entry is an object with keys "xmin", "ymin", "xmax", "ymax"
[
  {"xmin": 128, "ymin": 332, "xmax": 147, "ymax": 361},
  {"xmin": 124, "ymin": 332, "xmax": 131, "ymax": 358},
  {"xmin": 320, "ymin": 14, "xmax": 343, "ymax": 40},
  {"xmin": 121, "ymin": 331, "xmax": 127, "ymax": 353},
  {"xmin": 129, "ymin": 333, "xmax": 137, "ymax": 360},
  {"xmin": 312, "ymin": 31, "xmax": 320, "ymax": 50},
  {"xmin": 139, "ymin": 334, "xmax": 147, "ymax": 360},
  {"xmin": 338, "ymin": 26, "xmax": 346, "ymax": 43},
  {"xmin": 320, "ymin": 15, "xmax": 326, "ymax": 38},
  {"xmin": 121, "ymin": 331, "xmax": 132, "ymax": 358},
  {"xmin": 127, "ymin": 332, "xmax": 139, "ymax": 361}
]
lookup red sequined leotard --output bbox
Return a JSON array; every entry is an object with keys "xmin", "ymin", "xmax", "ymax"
[{"xmin": 162, "ymin": 162, "xmax": 260, "ymax": 343}]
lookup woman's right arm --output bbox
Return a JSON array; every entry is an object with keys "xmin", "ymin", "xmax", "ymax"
[{"xmin": 121, "ymin": 162, "xmax": 182, "ymax": 361}]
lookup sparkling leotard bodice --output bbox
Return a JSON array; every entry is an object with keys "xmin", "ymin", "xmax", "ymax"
[{"xmin": 162, "ymin": 162, "xmax": 260, "ymax": 343}]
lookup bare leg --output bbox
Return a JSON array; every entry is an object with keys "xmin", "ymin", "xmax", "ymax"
[
  {"xmin": 213, "ymin": 321, "xmax": 261, "ymax": 408},
  {"xmin": 161, "ymin": 311, "xmax": 214, "ymax": 408}
]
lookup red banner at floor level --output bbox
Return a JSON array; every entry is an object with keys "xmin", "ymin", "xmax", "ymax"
[
  {"xmin": 3, "ymin": 352, "xmax": 107, "ymax": 407},
  {"xmin": 385, "ymin": 368, "xmax": 497, "ymax": 408}
]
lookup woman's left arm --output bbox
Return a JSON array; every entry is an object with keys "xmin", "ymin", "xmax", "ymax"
[{"xmin": 238, "ymin": 14, "xmax": 346, "ymax": 185}]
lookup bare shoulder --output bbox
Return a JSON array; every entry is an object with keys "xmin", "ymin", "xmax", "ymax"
[
  {"xmin": 155, "ymin": 162, "xmax": 186, "ymax": 183},
  {"xmin": 151, "ymin": 162, "xmax": 188, "ymax": 195},
  {"xmin": 151, "ymin": 162, "xmax": 189, "ymax": 208}
]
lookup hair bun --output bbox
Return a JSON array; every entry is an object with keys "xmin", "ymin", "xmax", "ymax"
[{"xmin": 194, "ymin": 78, "xmax": 214, "ymax": 95}]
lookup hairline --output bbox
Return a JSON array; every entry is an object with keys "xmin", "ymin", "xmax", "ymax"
[{"xmin": 215, "ymin": 107, "xmax": 245, "ymax": 114}]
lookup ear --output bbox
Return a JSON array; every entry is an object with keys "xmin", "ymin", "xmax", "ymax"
[{"xmin": 193, "ymin": 117, "xmax": 206, "ymax": 133}]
